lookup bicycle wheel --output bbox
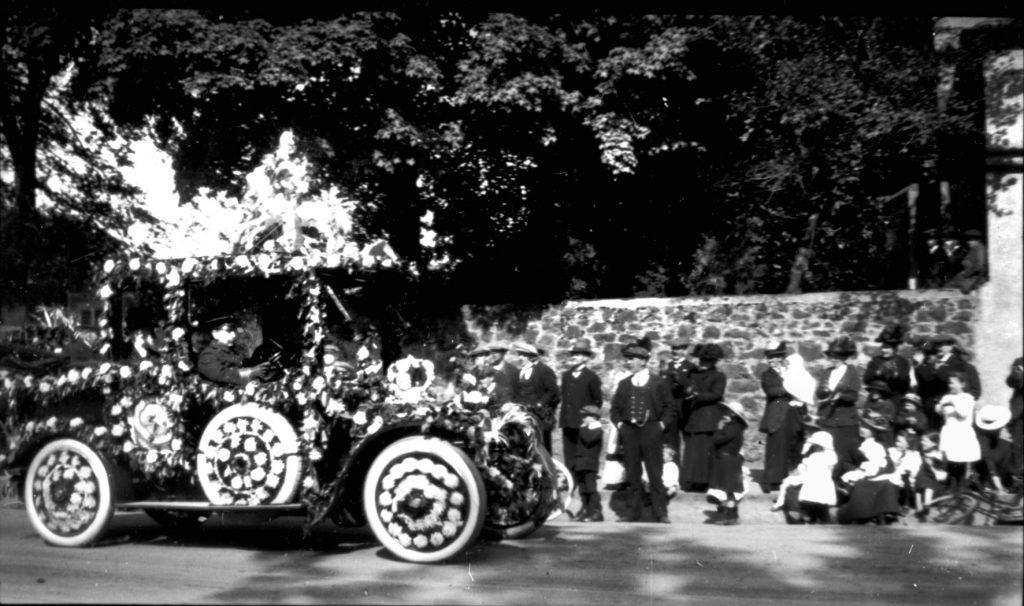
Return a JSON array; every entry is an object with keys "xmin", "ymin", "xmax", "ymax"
[{"xmin": 928, "ymin": 492, "xmax": 979, "ymax": 525}]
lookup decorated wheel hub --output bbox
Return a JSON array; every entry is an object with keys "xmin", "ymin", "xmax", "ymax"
[
  {"xmin": 196, "ymin": 404, "xmax": 302, "ymax": 505},
  {"xmin": 373, "ymin": 455, "xmax": 471, "ymax": 552},
  {"xmin": 31, "ymin": 449, "xmax": 101, "ymax": 536}
]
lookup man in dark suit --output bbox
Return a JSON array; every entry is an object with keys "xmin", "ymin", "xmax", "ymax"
[
  {"xmin": 610, "ymin": 341, "xmax": 675, "ymax": 523},
  {"xmin": 559, "ymin": 339, "xmax": 603, "ymax": 474},
  {"xmin": 198, "ymin": 319, "xmax": 270, "ymax": 386},
  {"xmin": 511, "ymin": 342, "xmax": 560, "ymax": 451},
  {"xmin": 659, "ymin": 336, "xmax": 695, "ymax": 485},
  {"xmin": 487, "ymin": 342, "xmax": 519, "ymax": 405}
]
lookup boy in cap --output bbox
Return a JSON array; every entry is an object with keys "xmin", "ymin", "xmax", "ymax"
[
  {"xmin": 610, "ymin": 342, "xmax": 675, "ymax": 523},
  {"xmin": 573, "ymin": 404, "xmax": 605, "ymax": 521},
  {"xmin": 560, "ymin": 339, "xmax": 603, "ymax": 477}
]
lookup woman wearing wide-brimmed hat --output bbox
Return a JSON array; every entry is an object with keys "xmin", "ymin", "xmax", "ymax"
[
  {"xmin": 758, "ymin": 340, "xmax": 805, "ymax": 491},
  {"xmin": 815, "ymin": 336, "xmax": 863, "ymax": 478},
  {"xmin": 974, "ymin": 404, "xmax": 1014, "ymax": 494},
  {"xmin": 864, "ymin": 380, "xmax": 897, "ymax": 447},
  {"xmin": 680, "ymin": 343, "xmax": 727, "ymax": 492},
  {"xmin": 863, "ymin": 323, "xmax": 912, "ymax": 397},
  {"xmin": 836, "ymin": 412, "xmax": 901, "ymax": 524}
]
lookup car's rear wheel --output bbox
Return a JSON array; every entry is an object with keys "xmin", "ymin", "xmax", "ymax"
[
  {"xmin": 363, "ymin": 436, "xmax": 486, "ymax": 563},
  {"xmin": 24, "ymin": 439, "xmax": 116, "ymax": 547}
]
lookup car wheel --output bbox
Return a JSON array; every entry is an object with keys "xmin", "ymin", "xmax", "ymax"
[
  {"xmin": 24, "ymin": 439, "xmax": 117, "ymax": 547},
  {"xmin": 363, "ymin": 436, "xmax": 486, "ymax": 563},
  {"xmin": 196, "ymin": 403, "xmax": 302, "ymax": 505}
]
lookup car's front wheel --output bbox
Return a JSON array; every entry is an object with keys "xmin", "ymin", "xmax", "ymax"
[
  {"xmin": 363, "ymin": 436, "xmax": 486, "ymax": 563},
  {"xmin": 24, "ymin": 439, "xmax": 117, "ymax": 547}
]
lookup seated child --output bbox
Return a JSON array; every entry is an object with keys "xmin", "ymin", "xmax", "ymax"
[
  {"xmin": 894, "ymin": 393, "xmax": 929, "ymax": 434},
  {"xmin": 771, "ymin": 430, "xmax": 838, "ymax": 524},
  {"xmin": 885, "ymin": 428, "xmax": 923, "ymax": 513}
]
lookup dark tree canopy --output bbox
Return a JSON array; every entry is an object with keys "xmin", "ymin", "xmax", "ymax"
[{"xmin": 4, "ymin": 9, "xmax": 999, "ymax": 316}]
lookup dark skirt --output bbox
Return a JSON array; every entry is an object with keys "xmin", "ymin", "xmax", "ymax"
[
  {"xmin": 762, "ymin": 426, "xmax": 800, "ymax": 485},
  {"xmin": 826, "ymin": 425, "xmax": 861, "ymax": 478},
  {"xmin": 915, "ymin": 464, "xmax": 946, "ymax": 493},
  {"xmin": 681, "ymin": 431, "xmax": 714, "ymax": 485},
  {"xmin": 837, "ymin": 479, "xmax": 900, "ymax": 523},
  {"xmin": 709, "ymin": 453, "xmax": 744, "ymax": 494}
]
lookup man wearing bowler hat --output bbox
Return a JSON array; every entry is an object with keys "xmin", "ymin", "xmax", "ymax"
[
  {"xmin": 198, "ymin": 318, "xmax": 271, "ymax": 386},
  {"xmin": 487, "ymin": 342, "xmax": 519, "ymax": 405},
  {"xmin": 610, "ymin": 341, "xmax": 675, "ymax": 523},
  {"xmin": 511, "ymin": 342, "xmax": 560, "ymax": 452},
  {"xmin": 559, "ymin": 339, "xmax": 603, "ymax": 473}
]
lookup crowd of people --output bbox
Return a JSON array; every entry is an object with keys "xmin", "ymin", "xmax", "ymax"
[{"xmin": 455, "ymin": 325, "xmax": 1022, "ymax": 527}]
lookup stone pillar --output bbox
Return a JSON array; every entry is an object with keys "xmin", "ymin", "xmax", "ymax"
[{"xmin": 976, "ymin": 47, "xmax": 1023, "ymax": 408}]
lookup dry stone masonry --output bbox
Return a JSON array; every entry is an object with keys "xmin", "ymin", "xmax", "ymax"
[{"xmin": 464, "ymin": 289, "xmax": 977, "ymax": 465}]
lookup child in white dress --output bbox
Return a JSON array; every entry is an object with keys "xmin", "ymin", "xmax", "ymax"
[
  {"xmin": 771, "ymin": 430, "xmax": 838, "ymax": 523},
  {"xmin": 936, "ymin": 372, "xmax": 981, "ymax": 494}
]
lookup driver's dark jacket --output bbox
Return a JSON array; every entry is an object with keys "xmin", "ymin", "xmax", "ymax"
[{"xmin": 198, "ymin": 341, "xmax": 249, "ymax": 386}]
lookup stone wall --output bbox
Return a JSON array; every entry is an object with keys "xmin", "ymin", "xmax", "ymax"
[{"xmin": 464, "ymin": 288, "xmax": 978, "ymax": 465}]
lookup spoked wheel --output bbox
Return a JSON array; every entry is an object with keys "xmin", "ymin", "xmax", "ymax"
[
  {"xmin": 928, "ymin": 492, "xmax": 979, "ymax": 524},
  {"xmin": 363, "ymin": 437, "xmax": 486, "ymax": 563},
  {"xmin": 483, "ymin": 446, "xmax": 570, "ymax": 540},
  {"xmin": 144, "ymin": 509, "xmax": 209, "ymax": 532},
  {"xmin": 24, "ymin": 439, "xmax": 117, "ymax": 547}
]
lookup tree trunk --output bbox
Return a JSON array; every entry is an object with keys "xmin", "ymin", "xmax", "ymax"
[{"xmin": 784, "ymin": 213, "xmax": 819, "ymax": 294}]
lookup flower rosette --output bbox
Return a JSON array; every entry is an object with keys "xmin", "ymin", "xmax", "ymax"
[{"xmin": 371, "ymin": 454, "xmax": 471, "ymax": 553}]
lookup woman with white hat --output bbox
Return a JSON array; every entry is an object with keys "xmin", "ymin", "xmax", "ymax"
[{"xmin": 975, "ymin": 404, "xmax": 1014, "ymax": 494}]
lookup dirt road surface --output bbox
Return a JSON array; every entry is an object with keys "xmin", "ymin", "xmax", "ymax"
[{"xmin": 1, "ymin": 505, "xmax": 1021, "ymax": 605}]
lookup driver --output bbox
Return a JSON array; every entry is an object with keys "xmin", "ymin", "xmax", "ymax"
[{"xmin": 197, "ymin": 318, "xmax": 271, "ymax": 386}]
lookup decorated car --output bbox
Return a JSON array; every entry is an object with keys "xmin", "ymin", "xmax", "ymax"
[{"xmin": 0, "ymin": 251, "xmax": 571, "ymax": 563}]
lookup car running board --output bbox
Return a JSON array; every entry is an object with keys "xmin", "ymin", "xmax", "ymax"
[{"xmin": 116, "ymin": 501, "xmax": 305, "ymax": 512}]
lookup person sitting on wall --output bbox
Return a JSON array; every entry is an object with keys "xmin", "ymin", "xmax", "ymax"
[
  {"xmin": 944, "ymin": 229, "xmax": 987, "ymax": 294},
  {"xmin": 198, "ymin": 318, "xmax": 272, "ymax": 386}
]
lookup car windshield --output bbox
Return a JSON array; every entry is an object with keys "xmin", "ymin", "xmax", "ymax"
[
  {"xmin": 110, "ymin": 275, "xmax": 168, "ymax": 361},
  {"xmin": 185, "ymin": 275, "xmax": 305, "ymax": 367}
]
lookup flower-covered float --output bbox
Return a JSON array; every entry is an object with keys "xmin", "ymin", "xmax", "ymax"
[{"xmin": 0, "ymin": 251, "xmax": 569, "ymax": 563}]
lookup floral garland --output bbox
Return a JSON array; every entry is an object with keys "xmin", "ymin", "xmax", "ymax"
[{"xmin": 3, "ymin": 253, "xmax": 558, "ymax": 537}]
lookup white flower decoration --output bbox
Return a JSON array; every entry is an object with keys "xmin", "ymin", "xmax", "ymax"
[
  {"xmin": 102, "ymin": 259, "xmax": 115, "ymax": 273},
  {"xmin": 98, "ymin": 284, "xmax": 113, "ymax": 299},
  {"xmin": 352, "ymin": 410, "xmax": 368, "ymax": 426},
  {"xmin": 111, "ymin": 425, "xmax": 124, "ymax": 437},
  {"xmin": 69, "ymin": 417, "xmax": 83, "ymax": 429},
  {"xmin": 93, "ymin": 427, "xmax": 108, "ymax": 437},
  {"xmin": 367, "ymin": 417, "xmax": 383, "ymax": 434},
  {"xmin": 122, "ymin": 441, "xmax": 134, "ymax": 453},
  {"xmin": 119, "ymin": 366, "xmax": 131, "ymax": 379},
  {"xmin": 128, "ymin": 258, "xmax": 141, "ymax": 271}
]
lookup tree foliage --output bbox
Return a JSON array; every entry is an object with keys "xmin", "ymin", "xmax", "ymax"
[{"xmin": 3, "ymin": 10, "xmax": 992, "ymax": 313}]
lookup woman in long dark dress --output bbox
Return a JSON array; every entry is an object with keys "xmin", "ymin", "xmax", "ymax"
[
  {"xmin": 680, "ymin": 343, "xmax": 727, "ymax": 491},
  {"xmin": 758, "ymin": 340, "xmax": 803, "ymax": 490},
  {"xmin": 836, "ymin": 413, "xmax": 901, "ymax": 524},
  {"xmin": 815, "ymin": 336, "xmax": 863, "ymax": 479}
]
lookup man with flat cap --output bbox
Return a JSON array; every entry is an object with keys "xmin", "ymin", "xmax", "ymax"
[
  {"xmin": 511, "ymin": 342, "xmax": 560, "ymax": 451},
  {"xmin": 610, "ymin": 341, "xmax": 675, "ymax": 523},
  {"xmin": 559, "ymin": 339, "xmax": 603, "ymax": 475},
  {"xmin": 660, "ymin": 336, "xmax": 695, "ymax": 484},
  {"xmin": 198, "ymin": 318, "xmax": 271, "ymax": 386},
  {"xmin": 488, "ymin": 342, "xmax": 519, "ymax": 405}
]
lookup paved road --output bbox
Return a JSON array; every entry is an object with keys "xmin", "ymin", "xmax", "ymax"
[{"xmin": 1, "ymin": 506, "xmax": 1021, "ymax": 605}]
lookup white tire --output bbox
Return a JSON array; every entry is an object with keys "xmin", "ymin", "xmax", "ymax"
[
  {"xmin": 363, "ymin": 437, "xmax": 486, "ymax": 563},
  {"xmin": 196, "ymin": 403, "xmax": 302, "ymax": 505},
  {"xmin": 24, "ymin": 439, "xmax": 116, "ymax": 547}
]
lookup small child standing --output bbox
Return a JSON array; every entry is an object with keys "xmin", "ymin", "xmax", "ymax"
[
  {"xmin": 936, "ymin": 372, "xmax": 981, "ymax": 494},
  {"xmin": 915, "ymin": 431, "xmax": 947, "ymax": 519},
  {"xmin": 771, "ymin": 430, "xmax": 838, "ymax": 524},
  {"xmin": 709, "ymin": 402, "xmax": 748, "ymax": 526},
  {"xmin": 573, "ymin": 405, "xmax": 605, "ymax": 522},
  {"xmin": 887, "ymin": 428, "xmax": 923, "ymax": 513}
]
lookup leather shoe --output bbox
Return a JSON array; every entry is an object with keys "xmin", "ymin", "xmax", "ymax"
[
  {"xmin": 657, "ymin": 515, "xmax": 671, "ymax": 524},
  {"xmin": 588, "ymin": 512, "xmax": 604, "ymax": 522}
]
